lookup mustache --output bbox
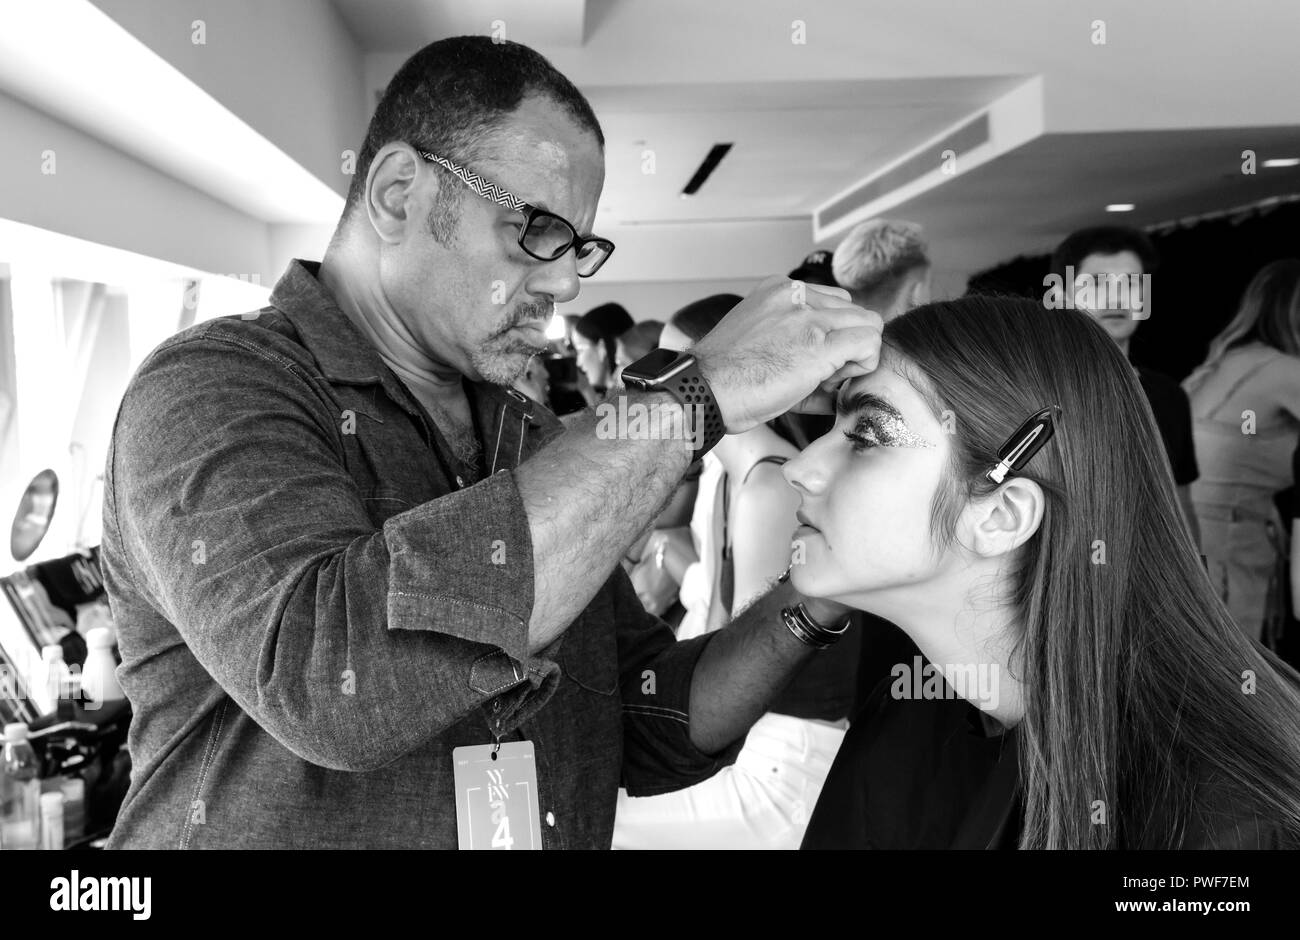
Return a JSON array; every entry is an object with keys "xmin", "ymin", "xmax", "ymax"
[{"xmin": 507, "ymin": 300, "xmax": 553, "ymax": 328}]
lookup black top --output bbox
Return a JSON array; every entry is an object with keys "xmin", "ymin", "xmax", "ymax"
[
  {"xmin": 1136, "ymin": 366, "xmax": 1199, "ymax": 486},
  {"xmin": 808, "ymin": 659, "xmax": 1298, "ymax": 850},
  {"xmin": 802, "ymin": 676, "xmax": 1021, "ymax": 849}
]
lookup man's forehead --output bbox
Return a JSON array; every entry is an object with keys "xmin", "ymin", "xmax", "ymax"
[{"xmin": 481, "ymin": 132, "xmax": 603, "ymax": 213}]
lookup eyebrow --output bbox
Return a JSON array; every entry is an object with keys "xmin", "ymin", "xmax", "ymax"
[{"xmin": 836, "ymin": 389, "xmax": 906, "ymax": 423}]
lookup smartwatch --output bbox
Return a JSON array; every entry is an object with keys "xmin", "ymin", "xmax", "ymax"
[{"xmin": 619, "ymin": 348, "xmax": 726, "ymax": 458}]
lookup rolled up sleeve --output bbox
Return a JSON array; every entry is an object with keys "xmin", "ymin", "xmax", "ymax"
[
  {"xmin": 609, "ymin": 566, "xmax": 744, "ymax": 796},
  {"xmin": 110, "ymin": 331, "xmax": 557, "ymax": 773}
]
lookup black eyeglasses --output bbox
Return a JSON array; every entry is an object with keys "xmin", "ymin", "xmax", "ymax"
[{"xmin": 415, "ymin": 149, "xmax": 615, "ymax": 278}]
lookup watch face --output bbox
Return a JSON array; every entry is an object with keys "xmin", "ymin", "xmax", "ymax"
[{"xmin": 622, "ymin": 348, "xmax": 684, "ymax": 383}]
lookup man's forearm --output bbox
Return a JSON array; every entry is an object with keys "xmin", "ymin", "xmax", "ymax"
[
  {"xmin": 686, "ymin": 581, "xmax": 819, "ymax": 754},
  {"xmin": 516, "ymin": 389, "xmax": 693, "ymax": 651}
]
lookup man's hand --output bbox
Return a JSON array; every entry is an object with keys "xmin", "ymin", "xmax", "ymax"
[{"xmin": 691, "ymin": 275, "xmax": 883, "ymax": 431}]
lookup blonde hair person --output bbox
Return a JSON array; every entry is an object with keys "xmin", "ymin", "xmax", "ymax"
[
  {"xmin": 832, "ymin": 218, "xmax": 931, "ymax": 322},
  {"xmin": 1183, "ymin": 259, "xmax": 1300, "ymax": 644}
]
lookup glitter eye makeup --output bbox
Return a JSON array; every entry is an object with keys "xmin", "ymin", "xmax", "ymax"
[
  {"xmin": 865, "ymin": 412, "xmax": 935, "ymax": 448},
  {"xmin": 837, "ymin": 387, "xmax": 937, "ymax": 450}
]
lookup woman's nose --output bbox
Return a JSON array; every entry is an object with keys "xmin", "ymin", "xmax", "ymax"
[{"xmin": 783, "ymin": 439, "xmax": 828, "ymax": 495}]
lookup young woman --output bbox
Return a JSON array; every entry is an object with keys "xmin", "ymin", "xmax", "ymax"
[
  {"xmin": 1183, "ymin": 259, "xmax": 1300, "ymax": 644},
  {"xmin": 793, "ymin": 294, "xmax": 1300, "ymax": 849},
  {"xmin": 613, "ymin": 319, "xmax": 664, "ymax": 390}
]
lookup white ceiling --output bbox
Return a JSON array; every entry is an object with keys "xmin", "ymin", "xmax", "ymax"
[
  {"xmin": 586, "ymin": 77, "xmax": 1026, "ymax": 225},
  {"xmin": 332, "ymin": 0, "xmax": 590, "ymax": 50},
  {"xmin": 876, "ymin": 127, "xmax": 1300, "ymax": 275},
  {"xmin": 3, "ymin": 0, "xmax": 1297, "ymax": 286},
  {"xmin": 349, "ymin": 0, "xmax": 1300, "ymax": 280}
]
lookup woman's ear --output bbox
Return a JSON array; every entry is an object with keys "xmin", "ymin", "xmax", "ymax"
[{"xmin": 968, "ymin": 477, "xmax": 1046, "ymax": 558}]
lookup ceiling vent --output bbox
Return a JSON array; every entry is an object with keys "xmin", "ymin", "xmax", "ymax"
[
  {"xmin": 682, "ymin": 143, "xmax": 734, "ymax": 196},
  {"xmin": 814, "ymin": 78, "xmax": 1044, "ymax": 243}
]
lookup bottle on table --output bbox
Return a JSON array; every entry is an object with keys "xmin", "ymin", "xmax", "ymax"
[
  {"xmin": 1, "ymin": 723, "xmax": 41, "ymax": 850},
  {"xmin": 39, "ymin": 644, "xmax": 69, "ymax": 714},
  {"xmin": 61, "ymin": 777, "xmax": 85, "ymax": 844},
  {"xmin": 81, "ymin": 627, "xmax": 125, "ymax": 709},
  {"xmin": 39, "ymin": 791, "xmax": 64, "ymax": 850}
]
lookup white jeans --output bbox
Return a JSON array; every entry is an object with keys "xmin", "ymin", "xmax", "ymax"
[{"xmin": 611, "ymin": 712, "xmax": 848, "ymax": 850}]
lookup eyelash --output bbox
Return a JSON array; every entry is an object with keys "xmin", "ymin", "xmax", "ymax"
[{"xmin": 843, "ymin": 421, "xmax": 880, "ymax": 452}]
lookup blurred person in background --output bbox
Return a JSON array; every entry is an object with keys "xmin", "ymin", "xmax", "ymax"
[
  {"xmin": 1183, "ymin": 259, "xmax": 1300, "ymax": 644},
  {"xmin": 1048, "ymin": 226, "xmax": 1200, "ymax": 549},
  {"xmin": 540, "ymin": 316, "xmax": 590, "ymax": 417},
  {"xmin": 613, "ymin": 319, "xmax": 664, "ymax": 387},
  {"xmin": 560, "ymin": 313, "xmax": 581, "ymax": 355},
  {"xmin": 611, "ymin": 316, "xmax": 690, "ymax": 621},
  {"xmin": 832, "ymin": 219, "xmax": 932, "ymax": 324},
  {"xmin": 573, "ymin": 302, "xmax": 633, "ymax": 404},
  {"xmin": 613, "ymin": 293, "xmax": 860, "ymax": 850}
]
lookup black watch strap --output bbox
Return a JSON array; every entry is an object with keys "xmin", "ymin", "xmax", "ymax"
[
  {"xmin": 664, "ymin": 358, "xmax": 726, "ymax": 458},
  {"xmin": 621, "ymin": 351, "xmax": 726, "ymax": 458}
]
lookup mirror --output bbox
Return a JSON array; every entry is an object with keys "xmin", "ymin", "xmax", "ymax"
[{"xmin": 10, "ymin": 468, "xmax": 58, "ymax": 562}]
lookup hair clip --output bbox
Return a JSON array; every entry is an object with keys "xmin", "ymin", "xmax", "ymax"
[{"xmin": 986, "ymin": 407, "xmax": 1059, "ymax": 484}]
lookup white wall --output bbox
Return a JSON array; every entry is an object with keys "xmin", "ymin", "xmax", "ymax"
[
  {"xmin": 90, "ymin": 0, "xmax": 367, "ymax": 197},
  {"xmin": 0, "ymin": 91, "xmax": 274, "ymax": 281}
]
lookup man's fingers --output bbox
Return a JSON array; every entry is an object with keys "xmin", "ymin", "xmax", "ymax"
[
  {"xmin": 820, "ymin": 325, "xmax": 883, "ymax": 376},
  {"xmin": 790, "ymin": 388, "xmax": 836, "ymax": 414},
  {"xmin": 802, "ymin": 283, "xmax": 851, "ymax": 303},
  {"xmin": 822, "ymin": 360, "xmax": 874, "ymax": 388},
  {"xmin": 806, "ymin": 308, "xmax": 884, "ymax": 333},
  {"xmin": 798, "ymin": 287, "xmax": 859, "ymax": 311}
]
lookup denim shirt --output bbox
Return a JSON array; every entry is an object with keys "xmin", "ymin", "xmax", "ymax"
[{"xmin": 101, "ymin": 260, "xmax": 740, "ymax": 849}]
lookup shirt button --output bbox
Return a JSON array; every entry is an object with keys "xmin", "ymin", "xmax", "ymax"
[{"xmin": 545, "ymin": 812, "xmax": 555, "ymax": 827}]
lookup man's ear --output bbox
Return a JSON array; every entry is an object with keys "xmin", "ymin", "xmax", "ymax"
[
  {"xmin": 364, "ymin": 143, "xmax": 421, "ymax": 244},
  {"xmin": 910, "ymin": 269, "xmax": 932, "ymax": 307},
  {"xmin": 967, "ymin": 477, "xmax": 1045, "ymax": 558}
]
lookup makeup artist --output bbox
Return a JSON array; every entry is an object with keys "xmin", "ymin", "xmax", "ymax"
[{"xmin": 98, "ymin": 36, "xmax": 881, "ymax": 848}]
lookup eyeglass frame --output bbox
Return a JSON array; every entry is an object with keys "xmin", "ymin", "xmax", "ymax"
[{"xmin": 413, "ymin": 148, "xmax": 615, "ymax": 277}]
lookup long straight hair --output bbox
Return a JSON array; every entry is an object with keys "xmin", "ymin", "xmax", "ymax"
[
  {"xmin": 1184, "ymin": 258, "xmax": 1300, "ymax": 393},
  {"xmin": 884, "ymin": 295, "xmax": 1300, "ymax": 849}
]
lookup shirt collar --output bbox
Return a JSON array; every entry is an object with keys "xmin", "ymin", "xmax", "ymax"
[
  {"xmin": 268, "ymin": 259, "xmax": 561, "ymax": 436},
  {"xmin": 269, "ymin": 259, "xmax": 394, "ymax": 385}
]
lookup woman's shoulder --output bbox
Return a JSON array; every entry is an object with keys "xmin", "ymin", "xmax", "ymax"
[{"xmin": 1228, "ymin": 341, "xmax": 1300, "ymax": 376}]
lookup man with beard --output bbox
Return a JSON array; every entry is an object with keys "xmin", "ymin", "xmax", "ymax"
[{"xmin": 100, "ymin": 37, "xmax": 882, "ymax": 848}]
